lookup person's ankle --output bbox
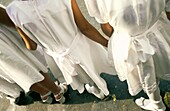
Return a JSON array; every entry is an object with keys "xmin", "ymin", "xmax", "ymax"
[{"xmin": 151, "ymin": 98, "xmax": 166, "ymax": 110}]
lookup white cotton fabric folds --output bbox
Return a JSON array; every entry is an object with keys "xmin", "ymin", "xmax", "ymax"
[
  {"xmin": 0, "ymin": 25, "xmax": 47, "ymax": 92},
  {"xmin": 85, "ymin": 0, "xmax": 170, "ymax": 95},
  {"xmin": 0, "ymin": 77, "xmax": 22, "ymax": 98},
  {"xmin": 6, "ymin": 0, "xmax": 116, "ymax": 95}
]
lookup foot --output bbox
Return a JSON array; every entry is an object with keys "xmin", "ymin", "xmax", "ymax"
[
  {"xmin": 40, "ymin": 91, "xmax": 53, "ymax": 104},
  {"xmin": 59, "ymin": 82, "xmax": 68, "ymax": 93},
  {"xmin": 135, "ymin": 97, "xmax": 166, "ymax": 111},
  {"xmin": 54, "ymin": 81, "xmax": 68, "ymax": 93},
  {"xmin": 85, "ymin": 84, "xmax": 105, "ymax": 100},
  {"xmin": 54, "ymin": 82, "xmax": 68, "ymax": 104}
]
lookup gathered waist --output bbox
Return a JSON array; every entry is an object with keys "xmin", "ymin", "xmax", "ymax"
[
  {"xmin": 111, "ymin": 18, "xmax": 163, "ymax": 75},
  {"xmin": 43, "ymin": 33, "xmax": 81, "ymax": 84}
]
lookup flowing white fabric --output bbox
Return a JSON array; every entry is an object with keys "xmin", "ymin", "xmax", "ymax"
[
  {"xmin": 0, "ymin": 77, "xmax": 22, "ymax": 98},
  {"xmin": 0, "ymin": 25, "xmax": 47, "ymax": 92},
  {"xmin": 6, "ymin": 0, "xmax": 116, "ymax": 96},
  {"xmin": 85, "ymin": 0, "xmax": 170, "ymax": 95}
]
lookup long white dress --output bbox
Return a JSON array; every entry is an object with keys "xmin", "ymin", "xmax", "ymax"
[
  {"xmin": 0, "ymin": 76, "xmax": 22, "ymax": 99},
  {"xmin": 6, "ymin": 0, "xmax": 115, "ymax": 96},
  {"xmin": 0, "ymin": 24, "xmax": 47, "ymax": 92},
  {"xmin": 85, "ymin": 0, "xmax": 170, "ymax": 96}
]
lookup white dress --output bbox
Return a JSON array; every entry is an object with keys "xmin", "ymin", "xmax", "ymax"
[
  {"xmin": 0, "ymin": 24, "xmax": 47, "ymax": 92},
  {"xmin": 85, "ymin": 0, "xmax": 170, "ymax": 96},
  {"xmin": 0, "ymin": 76, "xmax": 22, "ymax": 99},
  {"xmin": 6, "ymin": 0, "xmax": 115, "ymax": 96}
]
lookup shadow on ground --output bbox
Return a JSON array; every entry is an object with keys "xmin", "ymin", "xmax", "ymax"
[{"xmin": 28, "ymin": 73, "xmax": 170, "ymax": 106}]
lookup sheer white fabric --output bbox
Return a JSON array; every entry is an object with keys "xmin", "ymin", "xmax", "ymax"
[
  {"xmin": 6, "ymin": 0, "xmax": 116, "ymax": 95},
  {"xmin": 30, "ymin": 45, "xmax": 47, "ymax": 67},
  {"xmin": 85, "ymin": 0, "xmax": 170, "ymax": 95},
  {"xmin": 0, "ymin": 25, "xmax": 47, "ymax": 92}
]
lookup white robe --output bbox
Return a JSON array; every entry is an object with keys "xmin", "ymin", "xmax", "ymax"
[
  {"xmin": 0, "ymin": 76, "xmax": 22, "ymax": 99},
  {"xmin": 0, "ymin": 24, "xmax": 47, "ymax": 92},
  {"xmin": 6, "ymin": 0, "xmax": 115, "ymax": 95},
  {"xmin": 85, "ymin": 0, "xmax": 170, "ymax": 96}
]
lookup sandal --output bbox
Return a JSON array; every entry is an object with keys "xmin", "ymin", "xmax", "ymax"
[
  {"xmin": 54, "ymin": 82, "xmax": 68, "ymax": 104},
  {"xmin": 135, "ymin": 97, "xmax": 166, "ymax": 111},
  {"xmin": 55, "ymin": 81, "xmax": 68, "ymax": 93},
  {"xmin": 85, "ymin": 84, "xmax": 105, "ymax": 100},
  {"xmin": 59, "ymin": 82, "xmax": 68, "ymax": 93},
  {"xmin": 40, "ymin": 91, "xmax": 53, "ymax": 104}
]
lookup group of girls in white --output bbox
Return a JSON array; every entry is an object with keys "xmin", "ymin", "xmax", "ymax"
[{"xmin": 0, "ymin": 0, "xmax": 170, "ymax": 110}]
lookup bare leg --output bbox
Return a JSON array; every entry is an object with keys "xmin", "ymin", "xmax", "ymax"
[
  {"xmin": 30, "ymin": 71, "xmax": 67, "ymax": 103},
  {"xmin": 30, "ymin": 82, "xmax": 54, "ymax": 103},
  {"xmin": 30, "ymin": 82, "xmax": 49, "ymax": 96},
  {"xmin": 39, "ymin": 71, "xmax": 61, "ymax": 95}
]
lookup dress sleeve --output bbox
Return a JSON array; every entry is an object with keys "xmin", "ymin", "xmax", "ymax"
[
  {"xmin": 166, "ymin": 0, "xmax": 170, "ymax": 12},
  {"xmin": 6, "ymin": 2, "xmax": 44, "ymax": 48},
  {"xmin": 84, "ymin": 0, "xmax": 109, "ymax": 23}
]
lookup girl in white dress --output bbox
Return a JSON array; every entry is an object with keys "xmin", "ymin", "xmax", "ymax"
[
  {"xmin": 84, "ymin": 0, "xmax": 170, "ymax": 110},
  {"xmin": 6, "ymin": 0, "xmax": 115, "ymax": 99},
  {"xmin": 0, "ymin": 5, "xmax": 68, "ymax": 104}
]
